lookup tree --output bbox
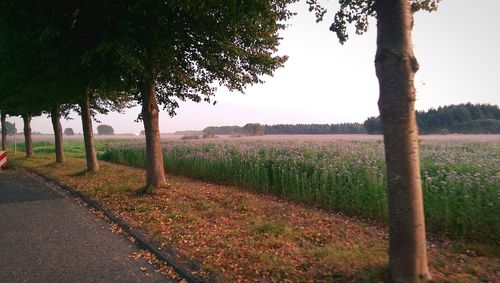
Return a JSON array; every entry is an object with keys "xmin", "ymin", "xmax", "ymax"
[
  {"xmin": 22, "ymin": 113, "xmax": 33, "ymax": 157},
  {"xmin": 94, "ymin": 1, "xmax": 294, "ymax": 190},
  {"xmin": 50, "ymin": 103, "xmax": 65, "ymax": 163},
  {"xmin": 202, "ymin": 128, "xmax": 216, "ymax": 139},
  {"xmin": 64, "ymin": 128, "xmax": 75, "ymax": 136},
  {"xmin": 308, "ymin": 0, "xmax": 441, "ymax": 281},
  {"xmin": 97, "ymin": 124, "xmax": 115, "ymax": 135},
  {"xmin": 374, "ymin": 3, "xmax": 432, "ymax": 280}
]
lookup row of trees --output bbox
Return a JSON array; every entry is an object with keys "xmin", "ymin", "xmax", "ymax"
[
  {"xmin": 1, "ymin": 1, "xmax": 442, "ymax": 281},
  {"xmin": 364, "ymin": 103, "xmax": 500, "ymax": 134},
  {"xmin": 0, "ymin": 1, "xmax": 294, "ymax": 184},
  {"xmin": 0, "ymin": 124, "xmax": 115, "ymax": 136}
]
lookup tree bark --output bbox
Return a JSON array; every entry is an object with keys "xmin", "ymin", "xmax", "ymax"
[
  {"xmin": 1, "ymin": 112, "xmax": 7, "ymax": 151},
  {"xmin": 141, "ymin": 79, "xmax": 166, "ymax": 189},
  {"xmin": 80, "ymin": 87, "xmax": 99, "ymax": 171},
  {"xmin": 375, "ymin": 1, "xmax": 431, "ymax": 282},
  {"xmin": 51, "ymin": 103, "xmax": 65, "ymax": 163},
  {"xmin": 22, "ymin": 113, "xmax": 33, "ymax": 157}
]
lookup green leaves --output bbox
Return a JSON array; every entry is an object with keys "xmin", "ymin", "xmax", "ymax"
[
  {"xmin": 97, "ymin": 0, "xmax": 295, "ymax": 112},
  {"xmin": 307, "ymin": 0, "xmax": 441, "ymax": 44}
]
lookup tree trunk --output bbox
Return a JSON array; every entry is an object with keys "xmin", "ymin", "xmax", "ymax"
[
  {"xmin": 51, "ymin": 103, "xmax": 65, "ymax": 163},
  {"xmin": 375, "ymin": 1, "xmax": 431, "ymax": 282},
  {"xmin": 80, "ymin": 87, "xmax": 99, "ymax": 171},
  {"xmin": 141, "ymin": 79, "xmax": 166, "ymax": 189},
  {"xmin": 22, "ymin": 113, "xmax": 33, "ymax": 157},
  {"xmin": 1, "ymin": 112, "xmax": 7, "ymax": 151}
]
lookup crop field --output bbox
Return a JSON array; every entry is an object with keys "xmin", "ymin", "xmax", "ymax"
[{"xmin": 97, "ymin": 135, "xmax": 500, "ymax": 243}]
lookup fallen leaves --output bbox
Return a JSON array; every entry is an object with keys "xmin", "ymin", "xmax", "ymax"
[{"xmin": 130, "ymin": 250, "xmax": 182, "ymax": 280}]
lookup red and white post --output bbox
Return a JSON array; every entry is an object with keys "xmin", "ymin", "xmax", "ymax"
[{"xmin": 0, "ymin": 151, "xmax": 7, "ymax": 169}]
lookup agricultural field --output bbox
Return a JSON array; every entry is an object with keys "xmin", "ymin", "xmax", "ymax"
[
  {"xmin": 12, "ymin": 134, "xmax": 499, "ymax": 243},
  {"xmin": 96, "ymin": 135, "xmax": 500, "ymax": 243}
]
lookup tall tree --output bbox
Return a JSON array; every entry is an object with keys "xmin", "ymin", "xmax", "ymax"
[
  {"xmin": 50, "ymin": 103, "xmax": 65, "ymax": 163},
  {"xmin": 95, "ymin": 1, "xmax": 294, "ymax": 190},
  {"xmin": 375, "ymin": 2, "xmax": 430, "ymax": 281},
  {"xmin": 308, "ymin": 0, "xmax": 440, "ymax": 281},
  {"xmin": 80, "ymin": 88, "xmax": 99, "ymax": 171},
  {"xmin": 21, "ymin": 113, "xmax": 33, "ymax": 157}
]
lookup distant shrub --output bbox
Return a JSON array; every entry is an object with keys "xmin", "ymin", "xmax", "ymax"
[
  {"xmin": 3, "ymin": 121, "xmax": 17, "ymax": 136},
  {"xmin": 97, "ymin": 124, "xmax": 114, "ymax": 135},
  {"xmin": 202, "ymin": 128, "xmax": 217, "ymax": 139},
  {"xmin": 64, "ymin": 128, "xmax": 75, "ymax": 136},
  {"xmin": 243, "ymin": 123, "xmax": 264, "ymax": 136}
]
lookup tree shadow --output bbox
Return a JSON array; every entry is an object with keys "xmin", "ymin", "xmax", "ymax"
[
  {"xmin": 133, "ymin": 185, "xmax": 155, "ymax": 196},
  {"xmin": 132, "ymin": 183, "xmax": 171, "ymax": 197},
  {"xmin": 317, "ymin": 265, "xmax": 388, "ymax": 283},
  {"xmin": 70, "ymin": 169, "xmax": 97, "ymax": 177}
]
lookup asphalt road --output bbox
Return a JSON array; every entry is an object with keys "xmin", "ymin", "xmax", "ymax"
[{"xmin": 0, "ymin": 169, "xmax": 174, "ymax": 282}]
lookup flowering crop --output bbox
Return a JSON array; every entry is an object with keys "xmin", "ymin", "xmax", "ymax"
[{"xmin": 100, "ymin": 138, "xmax": 499, "ymax": 243}]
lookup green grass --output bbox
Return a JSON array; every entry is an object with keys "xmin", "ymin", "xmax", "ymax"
[
  {"xmin": 99, "ymin": 139, "xmax": 500, "ymax": 244},
  {"xmin": 8, "ymin": 140, "xmax": 117, "ymax": 158}
]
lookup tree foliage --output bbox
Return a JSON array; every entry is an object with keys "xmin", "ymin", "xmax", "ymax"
[
  {"xmin": 87, "ymin": 0, "xmax": 295, "ymax": 115},
  {"xmin": 97, "ymin": 124, "xmax": 115, "ymax": 135},
  {"xmin": 64, "ymin": 128, "xmax": 75, "ymax": 136},
  {"xmin": 1, "ymin": 121, "xmax": 17, "ymax": 136},
  {"xmin": 243, "ymin": 123, "xmax": 265, "ymax": 136},
  {"xmin": 307, "ymin": 0, "xmax": 441, "ymax": 44}
]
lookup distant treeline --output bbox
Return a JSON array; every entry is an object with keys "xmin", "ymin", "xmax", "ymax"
[
  {"xmin": 364, "ymin": 103, "xmax": 500, "ymax": 134},
  {"xmin": 263, "ymin": 123, "xmax": 366, "ymax": 134},
  {"xmin": 202, "ymin": 123, "xmax": 366, "ymax": 135},
  {"xmin": 193, "ymin": 104, "xmax": 500, "ymax": 136},
  {"xmin": 174, "ymin": 130, "xmax": 202, "ymax": 136}
]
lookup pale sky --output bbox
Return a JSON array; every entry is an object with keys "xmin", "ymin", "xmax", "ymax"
[{"xmin": 8, "ymin": 0, "xmax": 500, "ymax": 134}]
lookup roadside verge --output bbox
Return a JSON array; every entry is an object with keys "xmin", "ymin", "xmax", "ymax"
[{"xmin": 18, "ymin": 165, "xmax": 216, "ymax": 283}]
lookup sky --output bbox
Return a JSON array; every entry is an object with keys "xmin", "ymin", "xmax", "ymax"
[{"xmin": 7, "ymin": 0, "xmax": 500, "ymax": 134}]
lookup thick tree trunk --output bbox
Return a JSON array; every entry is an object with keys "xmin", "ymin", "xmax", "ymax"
[
  {"xmin": 375, "ymin": 1, "xmax": 431, "ymax": 282},
  {"xmin": 80, "ymin": 87, "xmax": 99, "ymax": 171},
  {"xmin": 51, "ymin": 103, "xmax": 65, "ymax": 163},
  {"xmin": 141, "ymin": 79, "xmax": 166, "ymax": 189},
  {"xmin": 22, "ymin": 113, "xmax": 33, "ymax": 157},
  {"xmin": 1, "ymin": 112, "xmax": 7, "ymax": 151}
]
